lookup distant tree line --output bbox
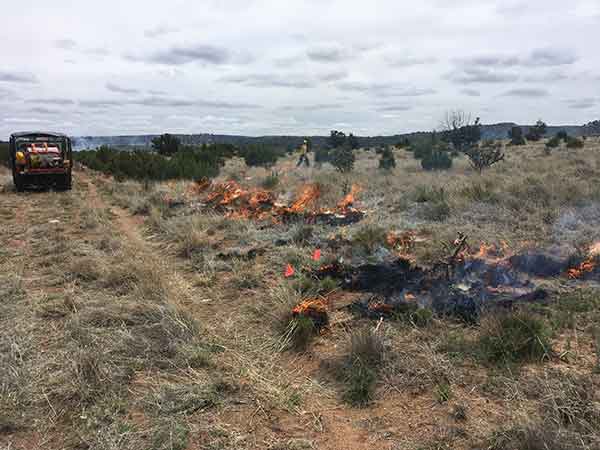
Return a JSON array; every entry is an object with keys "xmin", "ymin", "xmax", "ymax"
[
  {"xmin": 75, "ymin": 143, "xmax": 234, "ymax": 181},
  {"xmin": 75, "ymin": 132, "xmax": 295, "ymax": 180}
]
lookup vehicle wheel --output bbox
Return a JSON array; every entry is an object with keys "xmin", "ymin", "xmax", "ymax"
[
  {"xmin": 13, "ymin": 173, "xmax": 25, "ymax": 192},
  {"xmin": 57, "ymin": 173, "xmax": 72, "ymax": 191}
]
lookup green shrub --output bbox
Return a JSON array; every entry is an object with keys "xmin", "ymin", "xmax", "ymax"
[
  {"xmin": 341, "ymin": 329, "xmax": 385, "ymax": 407},
  {"xmin": 477, "ymin": 311, "xmax": 551, "ymax": 365},
  {"xmin": 460, "ymin": 180, "xmax": 498, "ymax": 203},
  {"xmin": 284, "ymin": 315, "xmax": 317, "ymax": 351},
  {"xmin": 151, "ymin": 133, "xmax": 180, "ymax": 156},
  {"xmin": 566, "ymin": 136, "xmax": 584, "ymax": 149},
  {"xmin": 546, "ymin": 136, "xmax": 561, "ymax": 149},
  {"xmin": 343, "ymin": 359, "xmax": 377, "ymax": 407},
  {"xmin": 314, "ymin": 146, "xmax": 331, "ymax": 164},
  {"xmin": 353, "ymin": 225, "xmax": 388, "ymax": 252},
  {"xmin": 378, "ymin": 147, "xmax": 396, "ymax": 170},
  {"xmin": 75, "ymin": 144, "xmax": 228, "ymax": 181},
  {"xmin": 508, "ymin": 126, "xmax": 526, "ymax": 145},
  {"xmin": 239, "ymin": 144, "xmax": 283, "ymax": 167},
  {"xmin": 413, "ymin": 185, "xmax": 447, "ymax": 203},
  {"xmin": 464, "ymin": 140, "xmax": 504, "ymax": 173},
  {"xmin": 330, "ymin": 145, "xmax": 355, "ymax": 173},
  {"xmin": 421, "ymin": 150, "xmax": 453, "ymax": 171},
  {"xmin": 525, "ymin": 120, "xmax": 547, "ymax": 141},
  {"xmin": 421, "ymin": 200, "xmax": 451, "ymax": 222},
  {"xmin": 261, "ymin": 172, "xmax": 280, "ymax": 189}
]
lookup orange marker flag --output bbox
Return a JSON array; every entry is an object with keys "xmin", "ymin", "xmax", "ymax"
[
  {"xmin": 312, "ymin": 249, "xmax": 321, "ymax": 261},
  {"xmin": 284, "ymin": 264, "xmax": 295, "ymax": 278}
]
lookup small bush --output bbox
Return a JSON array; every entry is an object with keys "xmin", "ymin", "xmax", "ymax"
[
  {"xmin": 477, "ymin": 311, "xmax": 551, "ymax": 365},
  {"xmin": 261, "ymin": 172, "xmax": 280, "ymax": 189},
  {"xmin": 283, "ymin": 315, "xmax": 317, "ymax": 351},
  {"xmin": 413, "ymin": 185, "xmax": 447, "ymax": 203},
  {"xmin": 341, "ymin": 329, "xmax": 385, "ymax": 407},
  {"xmin": 349, "ymin": 328, "xmax": 385, "ymax": 366},
  {"xmin": 421, "ymin": 200, "xmax": 451, "ymax": 222},
  {"xmin": 343, "ymin": 359, "xmax": 377, "ymax": 407},
  {"xmin": 330, "ymin": 145, "xmax": 355, "ymax": 173},
  {"xmin": 566, "ymin": 136, "xmax": 584, "ymax": 149},
  {"xmin": 378, "ymin": 147, "xmax": 396, "ymax": 170},
  {"xmin": 239, "ymin": 144, "xmax": 283, "ymax": 167},
  {"xmin": 460, "ymin": 180, "xmax": 498, "ymax": 203},
  {"xmin": 421, "ymin": 150, "xmax": 453, "ymax": 171},
  {"xmin": 464, "ymin": 140, "xmax": 504, "ymax": 173},
  {"xmin": 353, "ymin": 225, "xmax": 388, "ymax": 252},
  {"xmin": 546, "ymin": 136, "xmax": 561, "ymax": 150},
  {"xmin": 508, "ymin": 126, "xmax": 526, "ymax": 145}
]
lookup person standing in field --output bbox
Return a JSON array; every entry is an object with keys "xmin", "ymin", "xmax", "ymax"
[{"xmin": 297, "ymin": 138, "xmax": 311, "ymax": 167}]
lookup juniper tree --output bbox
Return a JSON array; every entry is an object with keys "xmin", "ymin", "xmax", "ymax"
[{"xmin": 378, "ymin": 146, "xmax": 396, "ymax": 171}]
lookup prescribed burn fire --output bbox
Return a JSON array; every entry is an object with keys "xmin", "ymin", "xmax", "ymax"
[
  {"xmin": 567, "ymin": 242, "xmax": 600, "ymax": 279},
  {"xmin": 302, "ymin": 235, "xmax": 600, "ymax": 324},
  {"xmin": 197, "ymin": 180, "xmax": 365, "ymax": 225}
]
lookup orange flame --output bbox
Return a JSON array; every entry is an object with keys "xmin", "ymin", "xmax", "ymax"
[
  {"xmin": 292, "ymin": 298, "xmax": 329, "ymax": 327},
  {"xmin": 337, "ymin": 184, "xmax": 361, "ymax": 210},
  {"xmin": 288, "ymin": 184, "xmax": 321, "ymax": 213},
  {"xmin": 201, "ymin": 180, "xmax": 362, "ymax": 222},
  {"xmin": 567, "ymin": 242, "xmax": 600, "ymax": 279}
]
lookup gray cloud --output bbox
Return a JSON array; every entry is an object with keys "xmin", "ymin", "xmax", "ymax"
[
  {"xmin": 307, "ymin": 44, "xmax": 352, "ymax": 63},
  {"xmin": 502, "ymin": 88, "xmax": 550, "ymax": 97},
  {"xmin": 106, "ymin": 82, "xmax": 140, "ymax": 94},
  {"xmin": 280, "ymin": 103, "xmax": 344, "ymax": 111},
  {"xmin": 523, "ymin": 71, "xmax": 569, "ymax": 82},
  {"xmin": 79, "ymin": 100, "xmax": 123, "ymax": 108},
  {"xmin": 86, "ymin": 47, "xmax": 110, "ymax": 56},
  {"xmin": 386, "ymin": 56, "xmax": 437, "ymax": 68},
  {"xmin": 0, "ymin": 71, "xmax": 38, "ymax": 84},
  {"xmin": 446, "ymin": 68, "xmax": 519, "ymax": 84},
  {"xmin": 458, "ymin": 48, "xmax": 577, "ymax": 68},
  {"xmin": 128, "ymin": 43, "xmax": 231, "ymax": 65},
  {"xmin": 55, "ymin": 39, "xmax": 77, "ymax": 50},
  {"xmin": 526, "ymin": 48, "xmax": 577, "ymax": 67},
  {"xmin": 29, "ymin": 107, "xmax": 60, "ymax": 114},
  {"xmin": 461, "ymin": 88, "xmax": 481, "ymax": 97},
  {"xmin": 144, "ymin": 25, "xmax": 178, "ymax": 38},
  {"xmin": 318, "ymin": 70, "xmax": 349, "ymax": 82},
  {"xmin": 377, "ymin": 105, "xmax": 412, "ymax": 112},
  {"xmin": 337, "ymin": 81, "xmax": 435, "ymax": 97},
  {"xmin": 220, "ymin": 73, "xmax": 316, "ymax": 89},
  {"xmin": 27, "ymin": 98, "xmax": 75, "ymax": 105},
  {"xmin": 566, "ymin": 98, "xmax": 596, "ymax": 109},
  {"xmin": 129, "ymin": 96, "xmax": 260, "ymax": 109}
]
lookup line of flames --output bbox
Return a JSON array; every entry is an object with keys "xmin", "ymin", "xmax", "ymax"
[{"xmin": 195, "ymin": 179, "xmax": 362, "ymax": 221}]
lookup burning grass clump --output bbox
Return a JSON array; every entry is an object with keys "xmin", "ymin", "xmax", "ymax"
[
  {"xmin": 339, "ymin": 328, "xmax": 386, "ymax": 407},
  {"xmin": 477, "ymin": 310, "xmax": 551, "ymax": 366}
]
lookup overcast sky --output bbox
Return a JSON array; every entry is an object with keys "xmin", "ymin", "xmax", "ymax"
[{"xmin": 0, "ymin": 0, "xmax": 598, "ymax": 137}]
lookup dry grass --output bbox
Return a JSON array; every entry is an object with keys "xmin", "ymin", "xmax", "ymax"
[{"xmin": 3, "ymin": 139, "xmax": 600, "ymax": 449}]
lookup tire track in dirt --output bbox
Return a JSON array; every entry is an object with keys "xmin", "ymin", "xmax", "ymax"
[{"xmin": 79, "ymin": 172, "xmax": 406, "ymax": 450}]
